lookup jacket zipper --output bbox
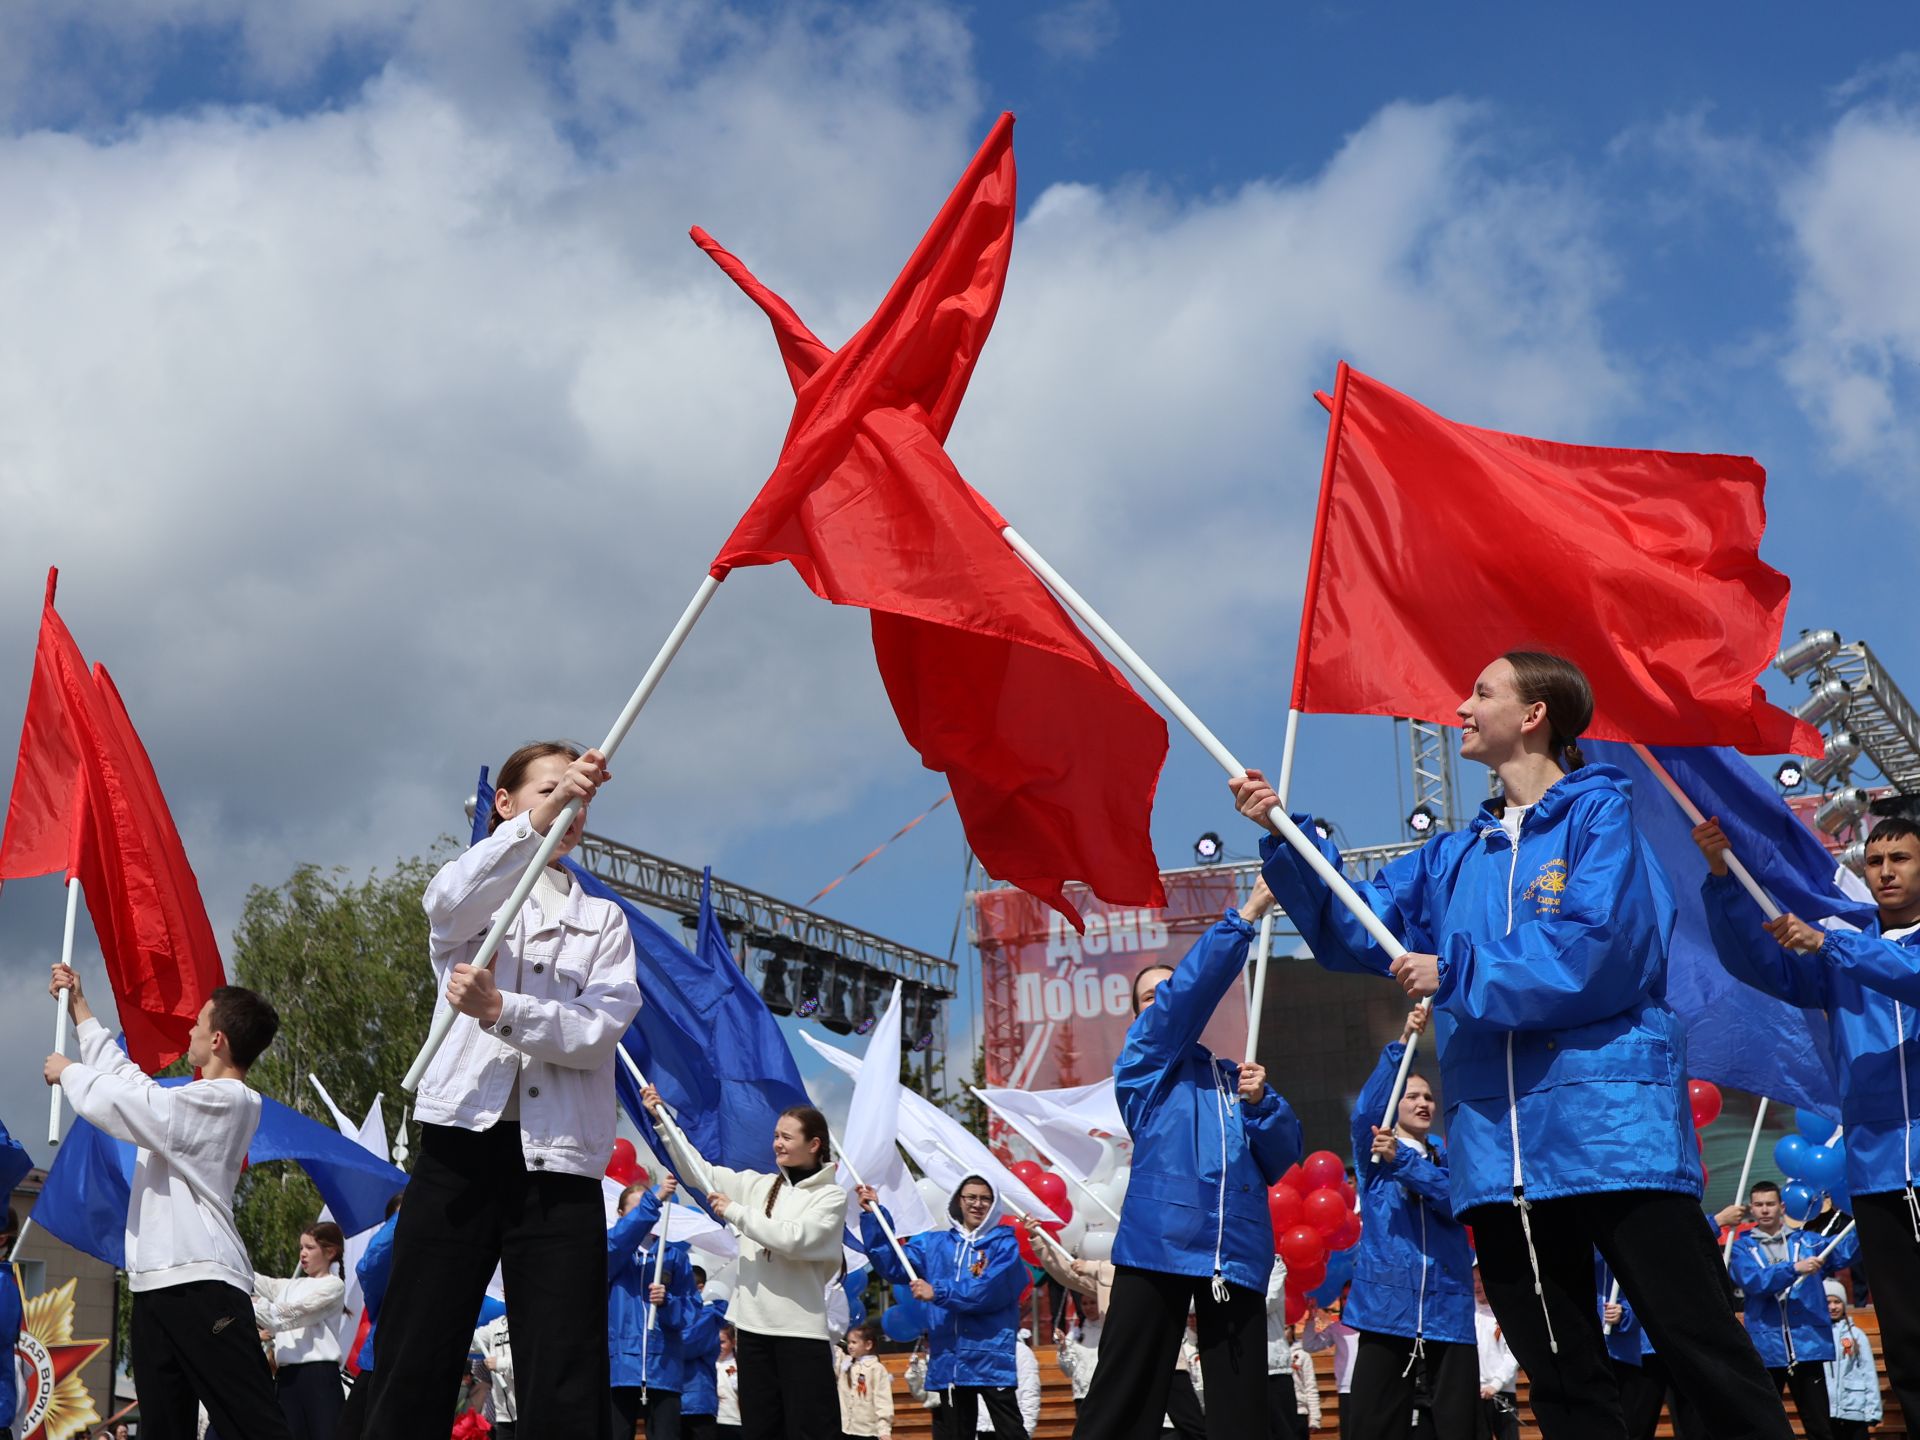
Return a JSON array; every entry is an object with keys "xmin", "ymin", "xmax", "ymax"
[
  {"xmin": 1501, "ymin": 816, "xmax": 1558, "ymax": 1354},
  {"xmin": 1210, "ymin": 1055, "xmax": 1231, "ymax": 1301}
]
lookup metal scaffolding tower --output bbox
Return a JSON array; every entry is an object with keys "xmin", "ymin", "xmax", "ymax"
[
  {"xmin": 1775, "ymin": 631, "xmax": 1920, "ymax": 862},
  {"xmin": 1403, "ymin": 717, "xmax": 1461, "ymax": 831}
]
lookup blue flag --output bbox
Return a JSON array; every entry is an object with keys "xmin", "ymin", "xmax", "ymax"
[
  {"xmin": 1589, "ymin": 741, "xmax": 1856, "ymax": 1112},
  {"xmin": 0, "ymin": 1117, "xmax": 31, "ymax": 1205},
  {"xmin": 472, "ymin": 766, "xmax": 494, "ymax": 846},
  {"xmin": 35, "ymin": 1075, "xmax": 407, "ymax": 1269}
]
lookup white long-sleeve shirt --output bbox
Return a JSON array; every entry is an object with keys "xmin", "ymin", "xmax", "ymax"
[
  {"xmin": 1056, "ymin": 1317, "xmax": 1102, "ymax": 1400},
  {"xmin": 59, "ymin": 1017, "xmax": 260, "ymax": 1293},
  {"xmin": 475, "ymin": 1315, "xmax": 516, "ymax": 1423},
  {"xmin": 252, "ymin": 1272, "xmax": 345, "ymax": 1366},
  {"xmin": 1476, "ymin": 1301, "xmax": 1518, "ymax": 1394}
]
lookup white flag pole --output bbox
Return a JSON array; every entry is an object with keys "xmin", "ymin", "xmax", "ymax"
[
  {"xmin": 1601, "ymin": 1278, "xmax": 1621, "ymax": 1336},
  {"xmin": 402, "ymin": 575, "xmax": 724, "ymax": 1091},
  {"xmin": 616, "ymin": 1046, "xmax": 715, "ymax": 1197},
  {"xmin": 830, "ymin": 1126, "xmax": 920, "ymax": 1283},
  {"xmin": 1245, "ymin": 910, "xmax": 1275, "ymax": 1069},
  {"xmin": 48, "ymin": 877, "xmax": 81, "ymax": 1145},
  {"xmin": 968, "ymin": 1088, "xmax": 1121, "ymax": 1224},
  {"xmin": 647, "ymin": 1198, "xmax": 671, "ymax": 1331},
  {"xmin": 1000, "ymin": 526, "xmax": 1412, "ymax": 1153},
  {"xmin": 9, "ymin": 1217, "xmax": 34, "ymax": 1262},
  {"xmin": 1724, "ymin": 1097, "xmax": 1770, "ymax": 1265},
  {"xmin": 1630, "ymin": 744, "xmax": 1783, "ymax": 921},
  {"xmin": 1788, "ymin": 1221, "xmax": 1857, "ymax": 1297}
]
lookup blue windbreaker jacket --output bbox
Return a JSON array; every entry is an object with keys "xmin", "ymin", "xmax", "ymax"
[
  {"xmin": 1111, "ymin": 910, "xmax": 1303, "ymax": 1293},
  {"xmin": 863, "ymin": 1177, "xmax": 1026, "ymax": 1390},
  {"xmin": 354, "ymin": 1211, "xmax": 399, "ymax": 1373},
  {"xmin": 679, "ymin": 1299, "xmax": 727, "ymax": 1416},
  {"xmin": 608, "ymin": 1192, "xmax": 700, "ymax": 1390},
  {"xmin": 1261, "ymin": 765, "xmax": 1694, "ymax": 1213},
  {"xmin": 1595, "ymin": 1254, "xmax": 1651, "ymax": 1365},
  {"xmin": 1345, "ymin": 1041, "xmax": 1474, "ymax": 1345},
  {"xmin": 0, "ymin": 1264, "xmax": 19, "ymax": 1430},
  {"xmin": 1703, "ymin": 871, "xmax": 1920, "ymax": 1196},
  {"xmin": 1729, "ymin": 1223, "xmax": 1858, "ymax": 1367}
]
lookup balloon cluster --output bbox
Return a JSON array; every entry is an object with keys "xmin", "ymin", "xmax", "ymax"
[
  {"xmin": 1773, "ymin": 1109, "xmax": 1849, "ymax": 1222},
  {"xmin": 1003, "ymin": 1160, "xmax": 1076, "ymax": 1265},
  {"xmin": 1687, "ymin": 1079, "xmax": 1721, "ymax": 1190},
  {"xmin": 1268, "ymin": 1150, "xmax": 1361, "ymax": 1324},
  {"xmin": 605, "ymin": 1138, "xmax": 648, "ymax": 1190}
]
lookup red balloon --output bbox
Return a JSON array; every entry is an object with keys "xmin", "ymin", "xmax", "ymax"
[
  {"xmin": 1268, "ymin": 1183, "xmax": 1304, "ymax": 1233},
  {"xmin": 1279, "ymin": 1225, "xmax": 1327, "ymax": 1270},
  {"xmin": 1330, "ymin": 1214, "xmax": 1363, "ymax": 1252},
  {"xmin": 1287, "ymin": 1258, "xmax": 1328, "ymax": 1294},
  {"xmin": 1011, "ymin": 1160, "xmax": 1044, "ymax": 1189},
  {"xmin": 1033, "ymin": 1172, "xmax": 1073, "ymax": 1223},
  {"xmin": 1302, "ymin": 1150, "xmax": 1346, "ymax": 1194},
  {"xmin": 1284, "ymin": 1289, "xmax": 1309, "ymax": 1325},
  {"xmin": 1463, "ymin": 1224, "xmax": 1475, "ymax": 1250},
  {"xmin": 1688, "ymin": 1079, "xmax": 1723, "ymax": 1129},
  {"xmin": 606, "ymin": 1138, "xmax": 640, "ymax": 1187},
  {"xmin": 1303, "ymin": 1187, "xmax": 1349, "ymax": 1239},
  {"xmin": 1339, "ymin": 1182, "xmax": 1357, "ymax": 1210},
  {"xmin": 1280, "ymin": 1164, "xmax": 1307, "ymax": 1194}
]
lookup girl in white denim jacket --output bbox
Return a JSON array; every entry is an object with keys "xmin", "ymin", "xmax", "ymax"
[{"xmin": 360, "ymin": 742, "xmax": 640, "ymax": 1440}]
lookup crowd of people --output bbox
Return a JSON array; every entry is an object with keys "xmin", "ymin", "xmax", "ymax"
[{"xmin": 13, "ymin": 649, "xmax": 1920, "ymax": 1440}]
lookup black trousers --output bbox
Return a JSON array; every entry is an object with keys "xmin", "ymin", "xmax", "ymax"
[
  {"xmin": 736, "ymin": 1328, "xmax": 839, "ymax": 1440},
  {"xmin": 1267, "ymin": 1371, "xmax": 1307, "ymax": 1439},
  {"xmin": 614, "ymin": 1385, "xmax": 681, "ymax": 1438},
  {"xmin": 683, "ymin": 1415, "xmax": 716, "ymax": 1440},
  {"xmin": 273, "ymin": 1359, "xmax": 343, "ymax": 1440},
  {"xmin": 360, "ymin": 1122, "xmax": 610, "ymax": 1440},
  {"xmin": 129, "ymin": 1281, "xmax": 292, "ymax": 1440},
  {"xmin": 1164, "ymin": 1372, "xmax": 1204, "ymax": 1439},
  {"xmin": 1850, "ymin": 1188, "xmax": 1920, "ymax": 1430},
  {"xmin": 1072, "ymin": 1265, "xmax": 1266, "ymax": 1440},
  {"xmin": 1342, "ymin": 1330, "xmax": 1478, "ymax": 1439},
  {"xmin": 1466, "ymin": 1190, "xmax": 1788, "ymax": 1440},
  {"xmin": 933, "ymin": 1384, "xmax": 1023, "ymax": 1439},
  {"xmin": 1767, "ymin": 1365, "xmax": 1832, "ymax": 1440},
  {"xmin": 1831, "ymin": 1421, "xmax": 1871, "ymax": 1440},
  {"xmin": 1611, "ymin": 1358, "xmax": 1663, "ymax": 1440},
  {"xmin": 1477, "ymin": 1393, "xmax": 1521, "ymax": 1440}
]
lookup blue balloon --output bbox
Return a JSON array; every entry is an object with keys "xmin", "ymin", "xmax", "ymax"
[
  {"xmin": 1803, "ymin": 1144, "xmax": 1846, "ymax": 1192},
  {"xmin": 847, "ymin": 1298, "xmax": 867, "ymax": 1331},
  {"xmin": 1308, "ymin": 1249, "xmax": 1356, "ymax": 1307},
  {"xmin": 1783, "ymin": 1181, "xmax": 1821, "ymax": 1222},
  {"xmin": 1796, "ymin": 1109, "xmax": 1842, "ymax": 1144},
  {"xmin": 881, "ymin": 1302, "xmax": 926, "ymax": 1342},
  {"xmin": 892, "ymin": 1281, "xmax": 916, "ymax": 1307},
  {"xmin": 1773, "ymin": 1134, "xmax": 1811, "ymax": 1179}
]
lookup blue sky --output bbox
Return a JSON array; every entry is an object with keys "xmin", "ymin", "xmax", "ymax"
[{"xmin": 1, "ymin": 0, "xmax": 1917, "ymax": 1142}]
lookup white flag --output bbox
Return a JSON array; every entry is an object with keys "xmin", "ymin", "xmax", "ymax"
[{"xmin": 839, "ymin": 981, "xmax": 935, "ymax": 1236}]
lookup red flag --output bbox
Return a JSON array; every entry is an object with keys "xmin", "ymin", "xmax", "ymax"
[
  {"xmin": 1, "ymin": 569, "xmax": 226, "ymax": 1068},
  {"xmin": 1292, "ymin": 364, "xmax": 1820, "ymax": 756},
  {"xmin": 697, "ymin": 114, "xmax": 1167, "ymax": 925}
]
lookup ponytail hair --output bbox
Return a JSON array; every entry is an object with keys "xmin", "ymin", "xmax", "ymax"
[
  {"xmin": 1502, "ymin": 651, "xmax": 1592, "ymax": 772},
  {"xmin": 488, "ymin": 741, "xmax": 583, "ymax": 833}
]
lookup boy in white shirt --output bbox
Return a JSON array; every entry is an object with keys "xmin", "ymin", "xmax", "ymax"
[{"xmin": 44, "ymin": 964, "xmax": 290, "ymax": 1440}]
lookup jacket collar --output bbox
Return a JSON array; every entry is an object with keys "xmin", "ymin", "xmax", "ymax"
[
  {"xmin": 1469, "ymin": 763, "xmax": 1634, "ymax": 845},
  {"xmin": 525, "ymin": 869, "xmax": 599, "ymax": 938}
]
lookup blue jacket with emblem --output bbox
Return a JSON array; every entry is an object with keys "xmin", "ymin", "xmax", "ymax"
[
  {"xmin": 1703, "ymin": 871, "xmax": 1920, "ymax": 1197},
  {"xmin": 1260, "ymin": 764, "xmax": 1692, "ymax": 1213},
  {"xmin": 679, "ymin": 1298, "xmax": 727, "ymax": 1416},
  {"xmin": 863, "ymin": 1177, "xmax": 1027, "ymax": 1390},
  {"xmin": 1111, "ymin": 910, "xmax": 1303, "ymax": 1293},
  {"xmin": 1345, "ymin": 1041, "xmax": 1474, "ymax": 1345},
  {"xmin": 608, "ymin": 1191, "xmax": 701, "ymax": 1390},
  {"xmin": 1729, "ymin": 1222, "xmax": 1858, "ymax": 1367}
]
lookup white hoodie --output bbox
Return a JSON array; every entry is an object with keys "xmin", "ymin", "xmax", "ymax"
[
  {"xmin": 660, "ymin": 1124, "xmax": 849, "ymax": 1340},
  {"xmin": 59, "ymin": 1017, "xmax": 259, "ymax": 1293}
]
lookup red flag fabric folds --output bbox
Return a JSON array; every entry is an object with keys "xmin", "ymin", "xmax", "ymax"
[
  {"xmin": 1291, "ymin": 364, "xmax": 1820, "ymax": 756},
  {"xmin": 698, "ymin": 113, "xmax": 1167, "ymax": 925},
  {"xmin": 0, "ymin": 570, "xmax": 227, "ymax": 1068}
]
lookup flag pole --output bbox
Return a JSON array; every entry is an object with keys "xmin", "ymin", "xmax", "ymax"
[
  {"xmin": 1724, "ymin": 1097, "xmax": 1769, "ymax": 1265},
  {"xmin": 1001, "ymin": 525, "xmax": 1412, "ymax": 1154},
  {"xmin": 1787, "ymin": 1221, "xmax": 1857, "ymax": 1297},
  {"xmin": 616, "ymin": 1045, "xmax": 715, "ymax": 1197},
  {"xmin": 9, "ymin": 1217, "xmax": 33, "ymax": 1262},
  {"xmin": 1629, "ymin": 744, "xmax": 1783, "ymax": 921},
  {"xmin": 830, "ymin": 1126, "xmax": 920, "ymax": 1283},
  {"xmin": 48, "ymin": 877, "xmax": 81, "ymax": 1146},
  {"xmin": 1601, "ymin": 1277, "xmax": 1621, "ymax": 1336},
  {"xmin": 402, "ymin": 575, "xmax": 724, "ymax": 1091},
  {"xmin": 968, "ymin": 1087, "xmax": 1120, "ymax": 1224},
  {"xmin": 1245, "ymin": 911, "xmax": 1275, "ymax": 1069},
  {"xmin": 648, "ymin": 1198, "xmax": 671, "ymax": 1331}
]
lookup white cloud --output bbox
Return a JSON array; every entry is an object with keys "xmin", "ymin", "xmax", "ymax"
[
  {"xmin": 1033, "ymin": 0, "xmax": 1119, "ymax": 61},
  {"xmin": 0, "ymin": 4, "xmax": 1632, "ymax": 1142}
]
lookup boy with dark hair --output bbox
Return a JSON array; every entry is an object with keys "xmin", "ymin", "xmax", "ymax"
[
  {"xmin": 42, "ymin": 964, "xmax": 290, "ymax": 1440},
  {"xmin": 1696, "ymin": 814, "xmax": 1920, "ymax": 1433},
  {"xmin": 1728, "ymin": 1180, "xmax": 1856, "ymax": 1439}
]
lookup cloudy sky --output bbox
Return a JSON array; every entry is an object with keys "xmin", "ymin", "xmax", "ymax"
[{"xmin": 3, "ymin": 1, "xmax": 1918, "ymax": 1144}]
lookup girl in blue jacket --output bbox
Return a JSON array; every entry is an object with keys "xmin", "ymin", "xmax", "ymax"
[
  {"xmin": 1235, "ymin": 651, "xmax": 1790, "ymax": 1440},
  {"xmin": 609, "ymin": 1177, "xmax": 702, "ymax": 1440},
  {"xmin": 859, "ymin": 1173, "xmax": 1027, "ymax": 1439},
  {"xmin": 1345, "ymin": 1006, "xmax": 1476, "ymax": 1438},
  {"xmin": 1071, "ymin": 878, "xmax": 1303, "ymax": 1440}
]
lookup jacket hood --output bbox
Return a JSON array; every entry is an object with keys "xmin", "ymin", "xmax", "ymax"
[
  {"xmin": 946, "ymin": 1173, "xmax": 1003, "ymax": 1239},
  {"xmin": 1470, "ymin": 762, "xmax": 1632, "ymax": 838}
]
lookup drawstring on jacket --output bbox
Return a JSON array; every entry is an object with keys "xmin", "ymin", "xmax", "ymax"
[
  {"xmin": 1499, "ymin": 815, "xmax": 1558, "ymax": 1355},
  {"xmin": 1210, "ymin": 1057, "xmax": 1232, "ymax": 1303}
]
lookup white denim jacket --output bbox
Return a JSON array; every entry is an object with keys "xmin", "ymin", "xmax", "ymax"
[{"xmin": 413, "ymin": 812, "xmax": 641, "ymax": 1177}]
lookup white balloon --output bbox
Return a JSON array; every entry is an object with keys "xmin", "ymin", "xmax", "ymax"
[
  {"xmin": 1078, "ymin": 1227, "xmax": 1115, "ymax": 1263},
  {"xmin": 1087, "ymin": 1137, "xmax": 1124, "ymax": 1184},
  {"xmin": 917, "ymin": 1176, "xmax": 953, "ymax": 1225},
  {"xmin": 1055, "ymin": 1211, "xmax": 1088, "ymax": 1254}
]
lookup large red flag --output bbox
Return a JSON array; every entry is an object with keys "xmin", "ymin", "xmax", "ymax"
[
  {"xmin": 0, "ymin": 570, "xmax": 226, "ymax": 1068},
  {"xmin": 1291, "ymin": 364, "xmax": 1821, "ymax": 756},
  {"xmin": 698, "ymin": 114, "xmax": 1167, "ymax": 925}
]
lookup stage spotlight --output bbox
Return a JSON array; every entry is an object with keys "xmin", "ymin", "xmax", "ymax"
[
  {"xmin": 852, "ymin": 976, "xmax": 886, "ymax": 1036},
  {"xmin": 795, "ymin": 962, "xmax": 826, "ymax": 1019},
  {"xmin": 820, "ymin": 970, "xmax": 854, "ymax": 1036},
  {"xmin": 1814, "ymin": 787, "xmax": 1870, "ymax": 837},
  {"xmin": 1406, "ymin": 804, "xmax": 1438, "ymax": 836},
  {"xmin": 760, "ymin": 956, "xmax": 794, "ymax": 1017},
  {"xmin": 1794, "ymin": 679, "xmax": 1852, "ymax": 731},
  {"xmin": 1776, "ymin": 630, "xmax": 1843, "ymax": 681},
  {"xmin": 1775, "ymin": 761, "xmax": 1805, "ymax": 791},
  {"xmin": 1194, "ymin": 832, "xmax": 1223, "ymax": 865},
  {"xmin": 1839, "ymin": 840, "xmax": 1867, "ymax": 872},
  {"xmin": 1312, "ymin": 818, "xmax": 1335, "ymax": 842},
  {"xmin": 913, "ymin": 993, "xmax": 941, "ymax": 1051},
  {"xmin": 1805, "ymin": 731, "xmax": 1862, "ymax": 788}
]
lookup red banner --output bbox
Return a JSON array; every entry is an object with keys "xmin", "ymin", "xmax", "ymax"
[{"xmin": 975, "ymin": 870, "xmax": 1249, "ymax": 1091}]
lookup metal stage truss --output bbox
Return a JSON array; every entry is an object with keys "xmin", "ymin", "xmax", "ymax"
[{"xmin": 571, "ymin": 829, "xmax": 957, "ymax": 1095}]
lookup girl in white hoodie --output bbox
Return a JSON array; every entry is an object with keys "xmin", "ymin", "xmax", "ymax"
[
  {"xmin": 645, "ymin": 1087, "xmax": 849, "ymax": 1440},
  {"xmin": 253, "ymin": 1220, "xmax": 348, "ymax": 1439},
  {"xmin": 362, "ymin": 742, "xmax": 641, "ymax": 1440}
]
